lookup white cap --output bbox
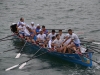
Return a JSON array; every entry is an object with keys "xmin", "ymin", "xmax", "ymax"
[
  {"xmin": 31, "ymin": 22, "xmax": 34, "ymax": 24},
  {"xmin": 37, "ymin": 24, "xmax": 40, "ymax": 27},
  {"xmin": 26, "ymin": 24, "xmax": 30, "ymax": 28},
  {"xmin": 12, "ymin": 23, "xmax": 17, "ymax": 25},
  {"xmin": 39, "ymin": 29, "xmax": 42, "ymax": 32}
]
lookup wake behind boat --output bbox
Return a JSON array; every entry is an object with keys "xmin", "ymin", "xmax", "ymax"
[{"xmin": 9, "ymin": 20, "xmax": 93, "ymax": 68}]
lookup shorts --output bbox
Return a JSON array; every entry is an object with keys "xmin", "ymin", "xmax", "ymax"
[
  {"xmin": 74, "ymin": 43, "xmax": 80, "ymax": 47},
  {"xmin": 25, "ymin": 34, "xmax": 30, "ymax": 37},
  {"xmin": 19, "ymin": 32, "xmax": 24, "ymax": 36},
  {"xmin": 33, "ymin": 35, "xmax": 37, "ymax": 41}
]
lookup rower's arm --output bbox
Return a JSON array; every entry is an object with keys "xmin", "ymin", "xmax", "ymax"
[
  {"xmin": 63, "ymin": 36, "xmax": 70, "ymax": 44},
  {"xmin": 68, "ymin": 39, "xmax": 73, "ymax": 45}
]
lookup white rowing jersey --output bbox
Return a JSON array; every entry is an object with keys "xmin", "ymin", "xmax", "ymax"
[
  {"xmin": 18, "ymin": 25, "xmax": 26, "ymax": 33},
  {"xmin": 47, "ymin": 33, "xmax": 56, "ymax": 40},
  {"xmin": 64, "ymin": 38, "xmax": 71, "ymax": 45},
  {"xmin": 67, "ymin": 33, "xmax": 80, "ymax": 44},
  {"xmin": 52, "ymin": 39, "xmax": 64, "ymax": 47},
  {"xmin": 37, "ymin": 34, "xmax": 46, "ymax": 41},
  {"xmin": 48, "ymin": 40, "xmax": 55, "ymax": 48},
  {"xmin": 24, "ymin": 28, "xmax": 30, "ymax": 36},
  {"xmin": 17, "ymin": 21, "xmax": 26, "ymax": 27},
  {"xmin": 59, "ymin": 34, "xmax": 65, "ymax": 40},
  {"xmin": 29, "ymin": 25, "xmax": 36, "ymax": 30},
  {"xmin": 48, "ymin": 40, "xmax": 52, "ymax": 48}
]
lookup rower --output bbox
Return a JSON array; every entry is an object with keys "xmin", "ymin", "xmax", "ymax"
[
  {"xmin": 24, "ymin": 26, "xmax": 36, "ymax": 44},
  {"xmin": 58, "ymin": 29, "xmax": 65, "ymax": 40},
  {"xmin": 30, "ymin": 22, "xmax": 36, "ymax": 30},
  {"xmin": 62, "ymin": 34, "xmax": 71, "ymax": 53},
  {"xmin": 36, "ymin": 29, "xmax": 47, "ymax": 47},
  {"xmin": 36, "ymin": 24, "xmax": 41, "ymax": 35},
  {"xmin": 47, "ymin": 29, "xmax": 56, "ymax": 40},
  {"xmin": 48, "ymin": 36, "xmax": 56, "ymax": 51},
  {"xmin": 17, "ymin": 17, "xmax": 25, "ymax": 27},
  {"xmin": 66, "ymin": 29, "xmax": 81, "ymax": 54},
  {"xmin": 17, "ymin": 22, "xmax": 26, "ymax": 38},
  {"xmin": 28, "ymin": 22, "xmax": 37, "ymax": 40},
  {"xmin": 52, "ymin": 34, "xmax": 65, "ymax": 53},
  {"xmin": 42, "ymin": 25, "xmax": 49, "ymax": 36}
]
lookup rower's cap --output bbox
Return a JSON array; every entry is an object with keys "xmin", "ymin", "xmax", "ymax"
[
  {"xmin": 26, "ymin": 24, "xmax": 30, "ymax": 28},
  {"xmin": 12, "ymin": 23, "xmax": 17, "ymax": 25},
  {"xmin": 37, "ymin": 24, "xmax": 40, "ymax": 27},
  {"xmin": 31, "ymin": 22, "xmax": 34, "ymax": 24},
  {"xmin": 39, "ymin": 29, "xmax": 42, "ymax": 32}
]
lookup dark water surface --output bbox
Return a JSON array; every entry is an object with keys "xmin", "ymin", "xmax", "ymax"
[{"xmin": 0, "ymin": 0, "xmax": 100, "ymax": 75}]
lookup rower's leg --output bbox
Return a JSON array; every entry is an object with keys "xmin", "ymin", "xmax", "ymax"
[
  {"xmin": 19, "ymin": 34, "xmax": 24, "ymax": 38},
  {"xmin": 56, "ymin": 48, "xmax": 61, "ymax": 52},
  {"xmin": 74, "ymin": 43, "xmax": 81, "ymax": 54},
  {"xmin": 26, "ymin": 37, "xmax": 31, "ymax": 42},
  {"xmin": 67, "ymin": 43, "xmax": 76, "ymax": 53},
  {"xmin": 44, "ymin": 41, "xmax": 47, "ymax": 47},
  {"xmin": 63, "ymin": 45, "xmax": 67, "ymax": 53},
  {"xmin": 31, "ymin": 39, "xmax": 36, "ymax": 44}
]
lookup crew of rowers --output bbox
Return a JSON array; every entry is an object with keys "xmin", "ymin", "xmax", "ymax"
[{"xmin": 16, "ymin": 17, "xmax": 81, "ymax": 54}]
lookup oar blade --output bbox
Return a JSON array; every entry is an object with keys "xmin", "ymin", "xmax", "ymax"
[
  {"xmin": 92, "ymin": 42, "xmax": 100, "ymax": 45},
  {"xmin": 5, "ymin": 64, "xmax": 19, "ymax": 71},
  {"xmin": 19, "ymin": 62, "xmax": 26, "ymax": 69},
  {"xmin": 15, "ymin": 53, "xmax": 21, "ymax": 58}
]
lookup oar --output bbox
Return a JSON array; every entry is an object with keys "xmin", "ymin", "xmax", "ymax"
[
  {"xmin": 81, "ymin": 38, "xmax": 100, "ymax": 45},
  {"xmin": 0, "ymin": 34, "xmax": 14, "ymax": 40},
  {"xmin": 19, "ymin": 47, "xmax": 42, "ymax": 69},
  {"xmin": 83, "ymin": 44, "xmax": 100, "ymax": 50},
  {"xmin": 87, "ymin": 47, "xmax": 100, "ymax": 53},
  {"xmin": 0, "ymin": 44, "xmax": 35, "ymax": 55},
  {"xmin": 81, "ymin": 44, "xmax": 100, "ymax": 54},
  {"xmin": 0, "ymin": 47, "xmax": 20, "ymax": 54},
  {"xmin": 5, "ymin": 51, "xmax": 47, "ymax": 71},
  {"xmin": 0, "ymin": 38, "xmax": 13, "ymax": 41},
  {"xmin": 92, "ymin": 42, "xmax": 100, "ymax": 45},
  {"xmin": 0, "ymin": 38, "xmax": 16, "ymax": 42},
  {"xmin": 15, "ymin": 41, "xmax": 27, "ymax": 58},
  {"xmin": 0, "ymin": 37, "xmax": 19, "ymax": 42}
]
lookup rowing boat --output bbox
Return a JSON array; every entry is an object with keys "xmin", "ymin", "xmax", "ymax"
[{"xmin": 10, "ymin": 24, "xmax": 93, "ymax": 67}]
